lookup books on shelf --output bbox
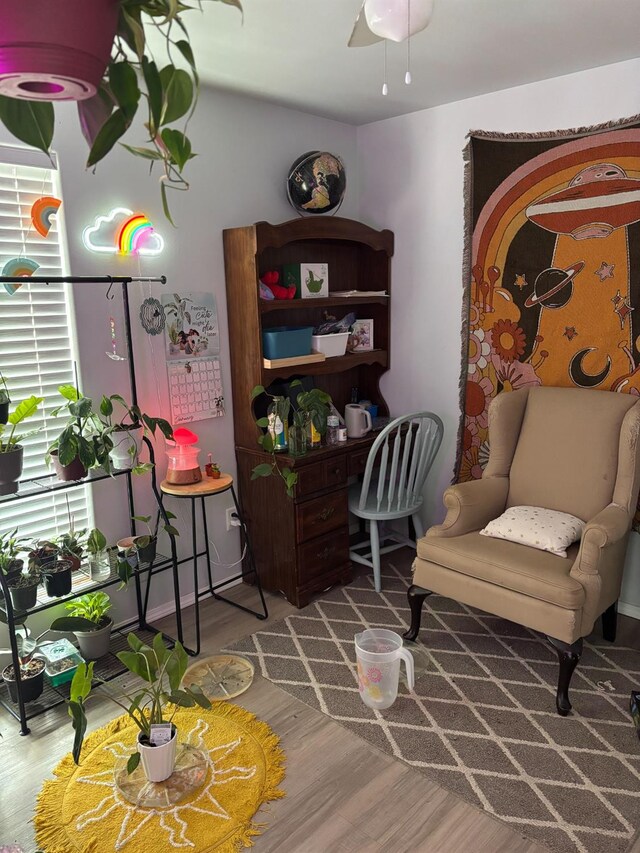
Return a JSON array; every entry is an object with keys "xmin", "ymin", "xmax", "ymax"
[{"xmin": 331, "ymin": 290, "xmax": 388, "ymax": 297}]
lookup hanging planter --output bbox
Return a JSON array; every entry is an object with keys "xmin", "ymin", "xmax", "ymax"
[
  {"xmin": 108, "ymin": 426, "xmax": 142, "ymax": 471},
  {"xmin": 0, "ymin": 0, "xmax": 119, "ymax": 101}
]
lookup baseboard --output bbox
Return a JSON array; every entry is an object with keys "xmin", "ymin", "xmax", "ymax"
[{"xmin": 619, "ymin": 601, "xmax": 640, "ymax": 621}]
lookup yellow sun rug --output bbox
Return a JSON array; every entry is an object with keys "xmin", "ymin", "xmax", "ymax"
[{"xmin": 34, "ymin": 703, "xmax": 286, "ymax": 853}]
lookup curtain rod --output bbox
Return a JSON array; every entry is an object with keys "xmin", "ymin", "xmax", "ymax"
[{"xmin": 0, "ymin": 275, "xmax": 167, "ymax": 284}]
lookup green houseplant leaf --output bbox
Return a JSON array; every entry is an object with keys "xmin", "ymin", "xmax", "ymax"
[{"xmin": 0, "ymin": 96, "xmax": 54, "ymax": 155}]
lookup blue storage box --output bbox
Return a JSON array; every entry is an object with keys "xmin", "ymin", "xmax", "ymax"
[{"xmin": 262, "ymin": 326, "xmax": 314, "ymax": 360}]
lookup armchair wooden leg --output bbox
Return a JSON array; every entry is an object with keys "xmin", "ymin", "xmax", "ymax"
[
  {"xmin": 403, "ymin": 585, "xmax": 432, "ymax": 641},
  {"xmin": 601, "ymin": 601, "xmax": 618, "ymax": 643},
  {"xmin": 548, "ymin": 637, "xmax": 583, "ymax": 716}
]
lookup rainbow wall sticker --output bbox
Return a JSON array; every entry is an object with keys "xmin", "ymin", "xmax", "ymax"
[
  {"xmin": 2, "ymin": 257, "xmax": 40, "ymax": 294},
  {"xmin": 82, "ymin": 207, "xmax": 164, "ymax": 256},
  {"xmin": 31, "ymin": 196, "xmax": 62, "ymax": 237}
]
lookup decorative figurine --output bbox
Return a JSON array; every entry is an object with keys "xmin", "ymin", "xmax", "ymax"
[{"xmin": 205, "ymin": 453, "xmax": 221, "ymax": 479}]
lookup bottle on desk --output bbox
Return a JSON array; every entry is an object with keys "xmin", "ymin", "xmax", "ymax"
[
  {"xmin": 307, "ymin": 417, "xmax": 322, "ymax": 448},
  {"xmin": 326, "ymin": 415, "xmax": 340, "ymax": 446},
  {"xmin": 267, "ymin": 396, "xmax": 288, "ymax": 451}
]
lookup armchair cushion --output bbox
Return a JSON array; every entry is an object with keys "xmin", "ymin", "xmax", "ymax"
[
  {"xmin": 416, "ymin": 532, "xmax": 585, "ymax": 610},
  {"xmin": 480, "ymin": 505, "xmax": 585, "ymax": 558}
]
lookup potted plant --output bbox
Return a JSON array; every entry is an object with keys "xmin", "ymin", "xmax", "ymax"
[
  {"xmin": 98, "ymin": 394, "xmax": 173, "ymax": 473},
  {"xmin": 28, "ymin": 540, "xmax": 59, "ymax": 570},
  {"xmin": 0, "ymin": 1, "xmax": 242, "ymax": 222},
  {"xmin": 0, "ymin": 372, "xmax": 10, "ymax": 424},
  {"xmin": 1, "ymin": 626, "xmax": 48, "ymax": 704},
  {"xmin": 57, "ymin": 527, "xmax": 87, "ymax": 572},
  {"xmin": 85, "ymin": 528, "xmax": 109, "ymax": 579},
  {"xmin": 67, "ymin": 633, "xmax": 211, "ymax": 781},
  {"xmin": 131, "ymin": 511, "xmax": 179, "ymax": 564},
  {"xmin": 48, "ymin": 385, "xmax": 110, "ymax": 481},
  {"xmin": 7, "ymin": 565, "xmax": 41, "ymax": 612},
  {"xmin": 42, "ymin": 558, "xmax": 73, "ymax": 598},
  {"xmin": 51, "ymin": 591, "xmax": 113, "ymax": 660},
  {"xmin": 249, "ymin": 382, "xmax": 332, "ymax": 495},
  {"xmin": 0, "ymin": 528, "xmax": 29, "ymax": 587},
  {"xmin": 0, "ymin": 395, "xmax": 43, "ymax": 495}
]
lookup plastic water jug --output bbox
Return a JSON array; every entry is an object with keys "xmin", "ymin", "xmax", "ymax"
[{"xmin": 355, "ymin": 628, "xmax": 415, "ymax": 710}]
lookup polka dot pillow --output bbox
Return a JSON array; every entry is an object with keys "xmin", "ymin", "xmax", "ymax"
[{"xmin": 479, "ymin": 506, "xmax": 586, "ymax": 558}]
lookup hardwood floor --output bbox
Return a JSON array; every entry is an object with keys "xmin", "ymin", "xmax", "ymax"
[{"xmin": 1, "ymin": 565, "xmax": 638, "ymax": 853}]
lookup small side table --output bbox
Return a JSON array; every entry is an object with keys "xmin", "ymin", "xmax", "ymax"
[{"xmin": 160, "ymin": 474, "xmax": 268, "ymax": 655}]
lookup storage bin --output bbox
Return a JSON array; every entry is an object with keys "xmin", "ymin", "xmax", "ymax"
[
  {"xmin": 262, "ymin": 326, "xmax": 314, "ymax": 360},
  {"xmin": 311, "ymin": 332, "xmax": 349, "ymax": 358},
  {"xmin": 39, "ymin": 638, "xmax": 84, "ymax": 687}
]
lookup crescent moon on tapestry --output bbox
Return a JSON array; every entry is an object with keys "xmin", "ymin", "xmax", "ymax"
[{"xmin": 568, "ymin": 348, "xmax": 612, "ymax": 387}]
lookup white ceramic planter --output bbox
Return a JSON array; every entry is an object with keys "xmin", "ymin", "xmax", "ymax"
[
  {"xmin": 137, "ymin": 726, "xmax": 177, "ymax": 782},
  {"xmin": 109, "ymin": 430, "xmax": 141, "ymax": 471}
]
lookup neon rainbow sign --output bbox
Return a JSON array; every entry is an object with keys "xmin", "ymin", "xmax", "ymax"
[{"xmin": 82, "ymin": 208, "xmax": 164, "ymax": 256}]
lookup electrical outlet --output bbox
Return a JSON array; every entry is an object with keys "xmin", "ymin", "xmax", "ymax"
[{"xmin": 225, "ymin": 507, "xmax": 239, "ymax": 531}]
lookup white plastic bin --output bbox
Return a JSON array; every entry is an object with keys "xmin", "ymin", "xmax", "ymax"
[{"xmin": 311, "ymin": 332, "xmax": 349, "ymax": 357}]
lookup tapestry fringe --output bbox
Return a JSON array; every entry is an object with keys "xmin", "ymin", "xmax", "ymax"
[
  {"xmin": 453, "ymin": 137, "xmax": 474, "ymax": 485},
  {"xmin": 466, "ymin": 112, "xmax": 640, "ymax": 143},
  {"xmin": 33, "ymin": 702, "xmax": 286, "ymax": 853}
]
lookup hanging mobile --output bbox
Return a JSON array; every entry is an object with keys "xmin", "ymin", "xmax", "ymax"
[{"xmin": 106, "ymin": 316, "xmax": 126, "ymax": 361}]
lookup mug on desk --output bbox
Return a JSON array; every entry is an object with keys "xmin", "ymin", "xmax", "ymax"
[{"xmin": 345, "ymin": 403, "xmax": 372, "ymax": 438}]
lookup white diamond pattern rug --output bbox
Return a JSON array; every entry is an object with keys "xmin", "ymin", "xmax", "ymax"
[{"xmin": 227, "ymin": 560, "xmax": 640, "ymax": 853}]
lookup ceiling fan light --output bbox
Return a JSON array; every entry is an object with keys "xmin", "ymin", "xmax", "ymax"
[{"xmin": 364, "ymin": 0, "xmax": 434, "ymax": 43}]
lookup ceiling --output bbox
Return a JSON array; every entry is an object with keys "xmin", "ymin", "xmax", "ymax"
[{"xmin": 181, "ymin": 0, "xmax": 640, "ymax": 125}]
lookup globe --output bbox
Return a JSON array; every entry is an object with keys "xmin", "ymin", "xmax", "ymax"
[{"xmin": 286, "ymin": 151, "xmax": 346, "ymax": 216}]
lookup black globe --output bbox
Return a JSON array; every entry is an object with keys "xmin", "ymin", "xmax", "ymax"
[{"xmin": 286, "ymin": 151, "xmax": 346, "ymax": 216}]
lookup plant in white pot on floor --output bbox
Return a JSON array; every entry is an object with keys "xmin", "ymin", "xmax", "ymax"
[
  {"xmin": 68, "ymin": 633, "xmax": 211, "ymax": 781},
  {"xmin": 51, "ymin": 591, "xmax": 113, "ymax": 660}
]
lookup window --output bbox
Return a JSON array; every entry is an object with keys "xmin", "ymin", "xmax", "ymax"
[{"xmin": 0, "ymin": 146, "xmax": 92, "ymax": 540}]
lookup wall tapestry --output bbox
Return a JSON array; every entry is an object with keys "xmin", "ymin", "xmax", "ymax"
[{"xmin": 455, "ymin": 116, "xmax": 640, "ymax": 524}]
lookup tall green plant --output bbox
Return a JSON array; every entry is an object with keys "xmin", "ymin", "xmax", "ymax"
[
  {"xmin": 0, "ymin": 0, "xmax": 243, "ymax": 222},
  {"xmin": 0, "ymin": 395, "xmax": 43, "ymax": 453}
]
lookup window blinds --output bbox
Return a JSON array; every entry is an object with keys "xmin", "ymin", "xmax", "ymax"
[{"xmin": 0, "ymin": 157, "xmax": 92, "ymax": 541}]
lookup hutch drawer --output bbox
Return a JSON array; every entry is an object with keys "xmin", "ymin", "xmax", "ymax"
[
  {"xmin": 296, "ymin": 456, "xmax": 348, "ymax": 498},
  {"xmin": 295, "ymin": 489, "xmax": 348, "ymax": 543},
  {"xmin": 348, "ymin": 448, "xmax": 371, "ymax": 476},
  {"xmin": 297, "ymin": 529, "xmax": 350, "ymax": 585}
]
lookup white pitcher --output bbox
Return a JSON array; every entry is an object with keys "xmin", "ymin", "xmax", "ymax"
[
  {"xmin": 355, "ymin": 628, "xmax": 415, "ymax": 710},
  {"xmin": 345, "ymin": 403, "xmax": 372, "ymax": 438}
]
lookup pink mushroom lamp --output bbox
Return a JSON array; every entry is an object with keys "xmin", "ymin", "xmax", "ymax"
[{"xmin": 165, "ymin": 427, "xmax": 202, "ymax": 485}]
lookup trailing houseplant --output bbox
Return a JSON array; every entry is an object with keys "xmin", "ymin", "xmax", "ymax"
[
  {"xmin": 0, "ymin": 0, "xmax": 242, "ymax": 223},
  {"xmin": 48, "ymin": 386, "xmax": 110, "ymax": 481},
  {"xmin": 249, "ymin": 381, "xmax": 332, "ymax": 496},
  {"xmin": 0, "ymin": 395, "xmax": 43, "ymax": 495},
  {"xmin": 98, "ymin": 394, "xmax": 173, "ymax": 474},
  {"xmin": 68, "ymin": 632, "xmax": 211, "ymax": 781},
  {"xmin": 51, "ymin": 591, "xmax": 113, "ymax": 660},
  {"xmin": 131, "ymin": 511, "xmax": 179, "ymax": 564}
]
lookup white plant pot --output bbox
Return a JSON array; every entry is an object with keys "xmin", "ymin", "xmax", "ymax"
[
  {"xmin": 137, "ymin": 726, "xmax": 177, "ymax": 782},
  {"xmin": 109, "ymin": 430, "xmax": 141, "ymax": 471}
]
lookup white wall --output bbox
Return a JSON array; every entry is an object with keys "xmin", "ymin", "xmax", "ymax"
[
  {"xmin": 356, "ymin": 58, "xmax": 640, "ymax": 618},
  {"xmin": 0, "ymin": 87, "xmax": 358, "ymax": 639}
]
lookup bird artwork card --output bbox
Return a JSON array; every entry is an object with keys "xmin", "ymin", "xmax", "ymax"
[
  {"xmin": 455, "ymin": 115, "xmax": 640, "ymax": 527},
  {"xmin": 300, "ymin": 262, "xmax": 329, "ymax": 299}
]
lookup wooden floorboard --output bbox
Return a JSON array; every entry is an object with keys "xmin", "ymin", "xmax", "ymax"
[{"xmin": 3, "ymin": 554, "xmax": 636, "ymax": 853}]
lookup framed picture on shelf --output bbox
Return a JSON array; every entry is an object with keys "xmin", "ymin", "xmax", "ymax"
[
  {"xmin": 349, "ymin": 319, "xmax": 374, "ymax": 351},
  {"xmin": 300, "ymin": 262, "xmax": 328, "ymax": 298}
]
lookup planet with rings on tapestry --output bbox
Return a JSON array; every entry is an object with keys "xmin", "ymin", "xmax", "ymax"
[{"xmin": 523, "ymin": 261, "xmax": 585, "ymax": 310}]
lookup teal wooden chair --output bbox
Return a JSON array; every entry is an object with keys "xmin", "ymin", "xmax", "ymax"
[{"xmin": 349, "ymin": 412, "xmax": 444, "ymax": 592}]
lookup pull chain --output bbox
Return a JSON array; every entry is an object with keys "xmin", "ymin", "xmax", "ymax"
[
  {"xmin": 405, "ymin": 0, "xmax": 412, "ymax": 84},
  {"xmin": 382, "ymin": 40, "xmax": 388, "ymax": 96}
]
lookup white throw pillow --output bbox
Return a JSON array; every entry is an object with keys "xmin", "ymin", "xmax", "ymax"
[{"xmin": 479, "ymin": 506, "xmax": 585, "ymax": 558}]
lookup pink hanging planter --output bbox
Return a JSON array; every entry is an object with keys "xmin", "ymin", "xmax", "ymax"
[{"xmin": 0, "ymin": 0, "xmax": 120, "ymax": 101}]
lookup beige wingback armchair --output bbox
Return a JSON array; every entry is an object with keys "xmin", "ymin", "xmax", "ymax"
[{"xmin": 405, "ymin": 386, "xmax": 640, "ymax": 716}]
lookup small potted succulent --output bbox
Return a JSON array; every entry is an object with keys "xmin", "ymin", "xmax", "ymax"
[
  {"xmin": 1, "ymin": 627, "xmax": 48, "ymax": 704},
  {"xmin": 51, "ymin": 591, "xmax": 113, "ymax": 660},
  {"xmin": 42, "ymin": 558, "xmax": 73, "ymax": 598},
  {"xmin": 131, "ymin": 511, "xmax": 179, "ymax": 564},
  {"xmin": 0, "ymin": 395, "xmax": 43, "ymax": 495},
  {"xmin": 68, "ymin": 633, "xmax": 211, "ymax": 781}
]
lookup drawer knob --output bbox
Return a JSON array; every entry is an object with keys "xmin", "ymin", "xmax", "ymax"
[
  {"xmin": 317, "ymin": 506, "xmax": 335, "ymax": 522},
  {"xmin": 333, "ymin": 467, "xmax": 342, "ymax": 476},
  {"xmin": 317, "ymin": 546, "xmax": 334, "ymax": 560}
]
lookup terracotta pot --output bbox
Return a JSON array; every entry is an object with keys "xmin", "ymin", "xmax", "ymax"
[
  {"xmin": 50, "ymin": 450, "xmax": 87, "ymax": 482},
  {"xmin": 0, "ymin": 444, "xmax": 23, "ymax": 495},
  {"xmin": 2, "ymin": 659, "xmax": 45, "ymax": 704},
  {"xmin": 0, "ymin": 0, "xmax": 120, "ymax": 101}
]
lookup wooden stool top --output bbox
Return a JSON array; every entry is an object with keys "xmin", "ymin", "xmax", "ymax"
[{"xmin": 160, "ymin": 473, "xmax": 233, "ymax": 497}]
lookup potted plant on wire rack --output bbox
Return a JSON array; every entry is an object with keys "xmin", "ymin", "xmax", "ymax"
[
  {"xmin": 98, "ymin": 394, "xmax": 173, "ymax": 473},
  {"xmin": 0, "ymin": 528, "xmax": 30, "ymax": 592},
  {"xmin": 0, "ymin": 394, "xmax": 43, "ymax": 495},
  {"xmin": 47, "ymin": 385, "xmax": 110, "ymax": 481},
  {"xmin": 51, "ymin": 591, "xmax": 113, "ymax": 661},
  {"xmin": 1, "ymin": 623, "xmax": 50, "ymax": 705},
  {"xmin": 131, "ymin": 511, "xmax": 179, "ymax": 564},
  {"xmin": 0, "ymin": 1, "xmax": 243, "ymax": 223},
  {"xmin": 0, "ymin": 372, "xmax": 10, "ymax": 424},
  {"xmin": 67, "ymin": 633, "xmax": 211, "ymax": 781},
  {"xmin": 6, "ymin": 562, "xmax": 42, "ymax": 612},
  {"xmin": 85, "ymin": 528, "xmax": 110, "ymax": 580}
]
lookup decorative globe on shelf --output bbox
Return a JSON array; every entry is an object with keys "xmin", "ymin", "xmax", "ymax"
[{"xmin": 286, "ymin": 151, "xmax": 346, "ymax": 216}]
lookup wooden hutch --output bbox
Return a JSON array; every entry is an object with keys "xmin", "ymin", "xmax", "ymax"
[{"xmin": 223, "ymin": 217, "xmax": 393, "ymax": 607}]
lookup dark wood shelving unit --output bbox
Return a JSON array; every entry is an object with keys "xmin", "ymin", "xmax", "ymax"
[{"xmin": 223, "ymin": 217, "xmax": 393, "ymax": 607}]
